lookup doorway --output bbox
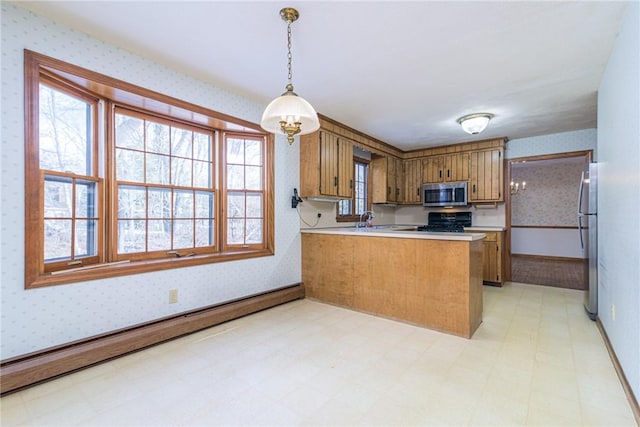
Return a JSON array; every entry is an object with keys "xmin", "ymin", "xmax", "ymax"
[{"xmin": 505, "ymin": 150, "xmax": 592, "ymax": 289}]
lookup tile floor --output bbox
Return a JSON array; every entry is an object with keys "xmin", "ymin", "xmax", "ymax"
[{"xmin": 0, "ymin": 282, "xmax": 636, "ymax": 426}]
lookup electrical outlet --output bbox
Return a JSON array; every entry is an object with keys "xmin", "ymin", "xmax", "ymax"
[
  {"xmin": 317, "ymin": 212, "xmax": 322, "ymax": 218},
  {"xmin": 611, "ymin": 304, "xmax": 616, "ymax": 321},
  {"xmin": 169, "ymin": 289, "xmax": 178, "ymax": 304}
]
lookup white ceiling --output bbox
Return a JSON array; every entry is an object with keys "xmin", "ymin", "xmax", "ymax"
[{"xmin": 16, "ymin": 1, "xmax": 628, "ymax": 151}]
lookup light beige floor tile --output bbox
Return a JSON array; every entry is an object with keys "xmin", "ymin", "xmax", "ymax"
[{"xmin": 1, "ymin": 284, "xmax": 635, "ymax": 427}]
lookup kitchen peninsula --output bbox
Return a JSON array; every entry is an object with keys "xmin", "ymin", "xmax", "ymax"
[{"xmin": 301, "ymin": 228, "xmax": 485, "ymax": 338}]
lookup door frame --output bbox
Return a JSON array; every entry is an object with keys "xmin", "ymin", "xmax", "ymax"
[{"xmin": 504, "ymin": 149, "xmax": 593, "ymax": 282}]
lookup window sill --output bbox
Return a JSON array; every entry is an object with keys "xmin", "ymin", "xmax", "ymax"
[{"xmin": 27, "ymin": 249, "xmax": 274, "ymax": 289}]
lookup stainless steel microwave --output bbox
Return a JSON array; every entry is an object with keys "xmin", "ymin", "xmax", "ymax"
[{"xmin": 422, "ymin": 182, "xmax": 468, "ymax": 207}]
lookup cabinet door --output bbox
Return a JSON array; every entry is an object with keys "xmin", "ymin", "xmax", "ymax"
[
  {"xmin": 446, "ymin": 153, "xmax": 470, "ymax": 182},
  {"xmin": 482, "ymin": 231, "xmax": 503, "ymax": 284},
  {"xmin": 469, "ymin": 149, "xmax": 503, "ymax": 202},
  {"xmin": 371, "ymin": 156, "xmax": 402, "ymax": 203},
  {"xmin": 387, "ymin": 158, "xmax": 403, "ymax": 202},
  {"xmin": 422, "ymin": 157, "xmax": 444, "ymax": 183},
  {"xmin": 337, "ymin": 138, "xmax": 354, "ymax": 199},
  {"xmin": 403, "ymin": 159, "xmax": 423, "ymax": 204},
  {"xmin": 319, "ymin": 131, "xmax": 339, "ymax": 197}
]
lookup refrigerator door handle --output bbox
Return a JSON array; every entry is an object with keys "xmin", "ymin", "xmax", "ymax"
[
  {"xmin": 578, "ymin": 170, "xmax": 585, "ymax": 250},
  {"xmin": 578, "ymin": 171, "xmax": 585, "ymax": 215},
  {"xmin": 578, "ymin": 213, "xmax": 584, "ymax": 250}
]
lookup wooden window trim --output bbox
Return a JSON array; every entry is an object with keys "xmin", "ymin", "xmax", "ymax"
[
  {"xmin": 24, "ymin": 50, "xmax": 274, "ymax": 289},
  {"xmin": 336, "ymin": 157, "xmax": 371, "ymax": 222},
  {"xmin": 221, "ymin": 132, "xmax": 270, "ymax": 251}
]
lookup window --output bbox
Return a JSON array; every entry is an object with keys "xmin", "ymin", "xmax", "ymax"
[
  {"xmin": 337, "ymin": 158, "xmax": 369, "ymax": 221},
  {"xmin": 224, "ymin": 135, "xmax": 265, "ymax": 248},
  {"xmin": 113, "ymin": 109, "xmax": 217, "ymax": 260},
  {"xmin": 24, "ymin": 50, "xmax": 273, "ymax": 288}
]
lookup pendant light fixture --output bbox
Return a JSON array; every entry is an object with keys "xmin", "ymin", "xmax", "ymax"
[
  {"xmin": 457, "ymin": 113, "xmax": 493, "ymax": 135},
  {"xmin": 260, "ymin": 7, "xmax": 320, "ymax": 144}
]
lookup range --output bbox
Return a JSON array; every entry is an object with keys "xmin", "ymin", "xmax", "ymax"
[{"xmin": 417, "ymin": 212, "xmax": 472, "ymax": 233}]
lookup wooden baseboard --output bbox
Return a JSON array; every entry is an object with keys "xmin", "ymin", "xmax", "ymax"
[
  {"xmin": 596, "ymin": 318, "xmax": 640, "ymax": 425},
  {"xmin": 0, "ymin": 283, "xmax": 304, "ymax": 395},
  {"xmin": 511, "ymin": 253, "xmax": 586, "ymax": 262}
]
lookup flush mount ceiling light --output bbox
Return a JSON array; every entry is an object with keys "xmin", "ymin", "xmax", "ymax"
[
  {"xmin": 457, "ymin": 113, "xmax": 493, "ymax": 135},
  {"xmin": 260, "ymin": 7, "xmax": 320, "ymax": 144}
]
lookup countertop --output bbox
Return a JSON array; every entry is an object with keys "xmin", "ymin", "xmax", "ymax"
[{"xmin": 300, "ymin": 226, "xmax": 486, "ymax": 241}]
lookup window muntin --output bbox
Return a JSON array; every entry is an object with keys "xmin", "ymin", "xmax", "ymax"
[
  {"xmin": 338, "ymin": 159, "xmax": 369, "ymax": 220},
  {"xmin": 25, "ymin": 50, "xmax": 273, "ymax": 288},
  {"xmin": 43, "ymin": 173, "xmax": 100, "ymax": 263}
]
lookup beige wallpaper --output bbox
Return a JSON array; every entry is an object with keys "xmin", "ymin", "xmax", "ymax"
[{"xmin": 511, "ymin": 160, "xmax": 586, "ymax": 226}]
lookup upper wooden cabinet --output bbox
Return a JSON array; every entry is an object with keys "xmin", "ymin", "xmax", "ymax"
[
  {"xmin": 403, "ymin": 159, "xmax": 423, "ymax": 204},
  {"xmin": 300, "ymin": 130, "xmax": 354, "ymax": 199},
  {"xmin": 422, "ymin": 153, "xmax": 469, "ymax": 183},
  {"xmin": 469, "ymin": 148, "xmax": 503, "ymax": 203},
  {"xmin": 372, "ymin": 156, "xmax": 403, "ymax": 203}
]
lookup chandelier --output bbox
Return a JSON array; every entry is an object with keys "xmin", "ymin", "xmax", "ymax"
[
  {"xmin": 260, "ymin": 7, "xmax": 320, "ymax": 144},
  {"xmin": 510, "ymin": 180, "xmax": 526, "ymax": 195}
]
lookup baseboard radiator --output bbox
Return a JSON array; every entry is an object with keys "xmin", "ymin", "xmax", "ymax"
[{"xmin": 0, "ymin": 283, "xmax": 304, "ymax": 395}]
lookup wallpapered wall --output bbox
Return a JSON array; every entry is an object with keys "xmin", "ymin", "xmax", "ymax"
[
  {"xmin": 0, "ymin": 4, "xmax": 301, "ymax": 359},
  {"xmin": 511, "ymin": 160, "xmax": 586, "ymax": 226}
]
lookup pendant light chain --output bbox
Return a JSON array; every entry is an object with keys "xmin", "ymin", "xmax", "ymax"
[{"xmin": 286, "ymin": 20, "xmax": 293, "ymax": 87}]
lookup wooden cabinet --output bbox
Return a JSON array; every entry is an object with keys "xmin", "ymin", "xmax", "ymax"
[
  {"xmin": 300, "ymin": 130, "xmax": 354, "ymax": 199},
  {"xmin": 403, "ymin": 159, "xmax": 423, "ymax": 204},
  {"xmin": 422, "ymin": 153, "xmax": 469, "ymax": 183},
  {"xmin": 372, "ymin": 156, "xmax": 403, "ymax": 204},
  {"xmin": 469, "ymin": 148, "xmax": 503, "ymax": 203},
  {"xmin": 302, "ymin": 232, "xmax": 483, "ymax": 338},
  {"xmin": 481, "ymin": 231, "xmax": 504, "ymax": 285}
]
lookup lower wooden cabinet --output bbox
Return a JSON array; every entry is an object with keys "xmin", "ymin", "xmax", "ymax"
[{"xmin": 481, "ymin": 231, "xmax": 504, "ymax": 285}]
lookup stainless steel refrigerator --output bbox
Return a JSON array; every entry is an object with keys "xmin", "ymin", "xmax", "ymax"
[{"xmin": 578, "ymin": 162, "xmax": 598, "ymax": 320}]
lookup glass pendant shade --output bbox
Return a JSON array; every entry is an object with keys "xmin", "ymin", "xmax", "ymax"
[
  {"xmin": 458, "ymin": 113, "xmax": 493, "ymax": 135},
  {"xmin": 260, "ymin": 87, "xmax": 320, "ymax": 144}
]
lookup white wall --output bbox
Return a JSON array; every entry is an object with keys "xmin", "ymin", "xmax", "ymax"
[
  {"xmin": 511, "ymin": 229, "xmax": 585, "ymax": 258},
  {"xmin": 0, "ymin": 4, "xmax": 301, "ymax": 359},
  {"xmin": 596, "ymin": 1, "xmax": 640, "ymax": 400}
]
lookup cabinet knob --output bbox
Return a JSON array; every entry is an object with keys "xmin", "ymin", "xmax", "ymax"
[{"xmin": 334, "ymin": 176, "xmax": 338, "ymax": 187}]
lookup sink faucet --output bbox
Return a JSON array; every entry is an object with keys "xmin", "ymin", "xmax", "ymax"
[{"xmin": 358, "ymin": 210, "xmax": 375, "ymax": 228}]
